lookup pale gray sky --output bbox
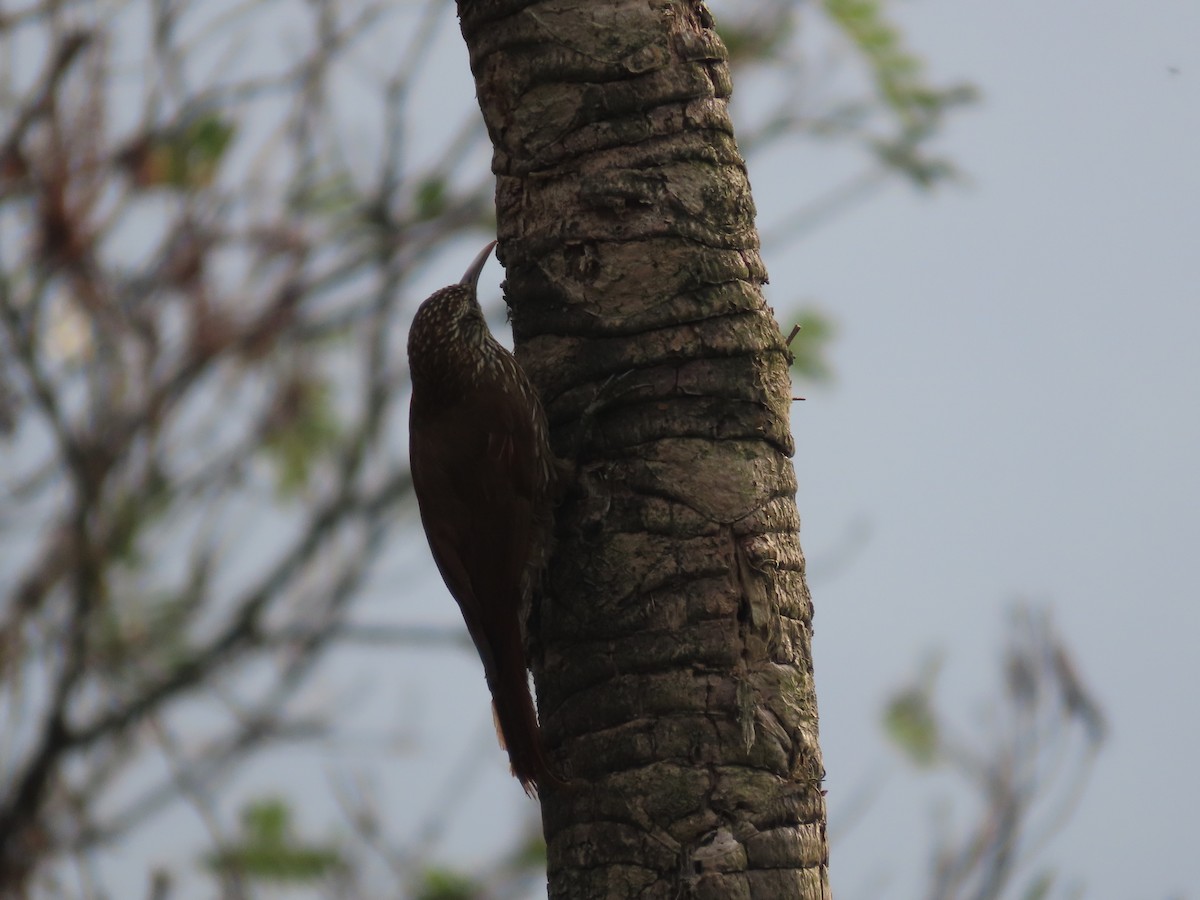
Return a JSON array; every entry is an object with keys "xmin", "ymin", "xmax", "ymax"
[
  {"xmin": 80, "ymin": 0, "xmax": 1198, "ymax": 896},
  {"xmin": 790, "ymin": 1, "xmax": 1199, "ymax": 896}
]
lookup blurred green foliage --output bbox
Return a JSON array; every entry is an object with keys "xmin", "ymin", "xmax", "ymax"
[
  {"xmin": 787, "ymin": 309, "xmax": 836, "ymax": 382},
  {"xmin": 415, "ymin": 867, "xmax": 482, "ymax": 900},
  {"xmin": 415, "ymin": 176, "xmax": 449, "ymax": 222},
  {"xmin": 1021, "ymin": 872, "xmax": 1058, "ymax": 900},
  {"xmin": 260, "ymin": 376, "xmax": 342, "ymax": 496},
  {"xmin": 204, "ymin": 797, "xmax": 344, "ymax": 884},
  {"xmin": 122, "ymin": 113, "xmax": 237, "ymax": 190},
  {"xmin": 883, "ymin": 654, "xmax": 942, "ymax": 767},
  {"xmin": 824, "ymin": 0, "xmax": 977, "ymax": 186}
]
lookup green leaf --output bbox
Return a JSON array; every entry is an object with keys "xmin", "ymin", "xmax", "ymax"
[
  {"xmin": 242, "ymin": 799, "xmax": 288, "ymax": 845},
  {"xmin": 204, "ymin": 797, "xmax": 345, "ymax": 884},
  {"xmin": 1021, "ymin": 871, "xmax": 1057, "ymax": 900},
  {"xmin": 883, "ymin": 655, "xmax": 942, "ymax": 767},
  {"xmin": 824, "ymin": 0, "xmax": 978, "ymax": 188},
  {"xmin": 786, "ymin": 309, "xmax": 835, "ymax": 382},
  {"xmin": 415, "ymin": 176, "xmax": 448, "ymax": 222},
  {"xmin": 182, "ymin": 114, "xmax": 236, "ymax": 183},
  {"xmin": 260, "ymin": 376, "xmax": 341, "ymax": 497},
  {"xmin": 825, "ymin": 0, "xmax": 926, "ymax": 125},
  {"xmin": 416, "ymin": 867, "xmax": 481, "ymax": 900},
  {"xmin": 717, "ymin": 16, "xmax": 794, "ymax": 66},
  {"xmin": 128, "ymin": 114, "xmax": 237, "ymax": 189}
]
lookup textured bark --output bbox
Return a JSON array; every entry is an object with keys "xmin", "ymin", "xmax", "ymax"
[{"xmin": 457, "ymin": 1, "xmax": 829, "ymax": 897}]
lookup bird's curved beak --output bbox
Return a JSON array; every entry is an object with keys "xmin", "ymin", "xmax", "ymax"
[{"xmin": 459, "ymin": 240, "xmax": 498, "ymax": 290}]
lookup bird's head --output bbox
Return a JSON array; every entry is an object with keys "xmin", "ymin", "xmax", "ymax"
[{"xmin": 407, "ymin": 241, "xmax": 499, "ymax": 387}]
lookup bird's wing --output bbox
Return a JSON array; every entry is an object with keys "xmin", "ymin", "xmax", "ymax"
[
  {"xmin": 408, "ymin": 391, "xmax": 553, "ymax": 791},
  {"xmin": 408, "ymin": 387, "xmax": 537, "ymax": 645}
]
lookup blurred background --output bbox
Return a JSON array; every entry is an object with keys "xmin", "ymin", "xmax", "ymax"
[{"xmin": 1, "ymin": 0, "xmax": 1196, "ymax": 897}]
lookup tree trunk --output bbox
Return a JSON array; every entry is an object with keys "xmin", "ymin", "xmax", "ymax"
[{"xmin": 457, "ymin": 2, "xmax": 828, "ymax": 897}]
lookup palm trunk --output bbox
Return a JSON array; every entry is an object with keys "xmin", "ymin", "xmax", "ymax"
[{"xmin": 457, "ymin": 2, "xmax": 829, "ymax": 897}]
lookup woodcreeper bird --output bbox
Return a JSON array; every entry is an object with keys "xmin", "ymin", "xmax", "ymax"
[{"xmin": 407, "ymin": 241, "xmax": 558, "ymax": 794}]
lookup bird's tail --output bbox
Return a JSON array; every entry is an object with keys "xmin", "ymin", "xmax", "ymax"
[{"xmin": 489, "ymin": 652, "xmax": 562, "ymax": 795}]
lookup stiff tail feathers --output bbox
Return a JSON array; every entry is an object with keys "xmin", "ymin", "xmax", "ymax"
[{"xmin": 488, "ymin": 655, "xmax": 563, "ymax": 795}]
